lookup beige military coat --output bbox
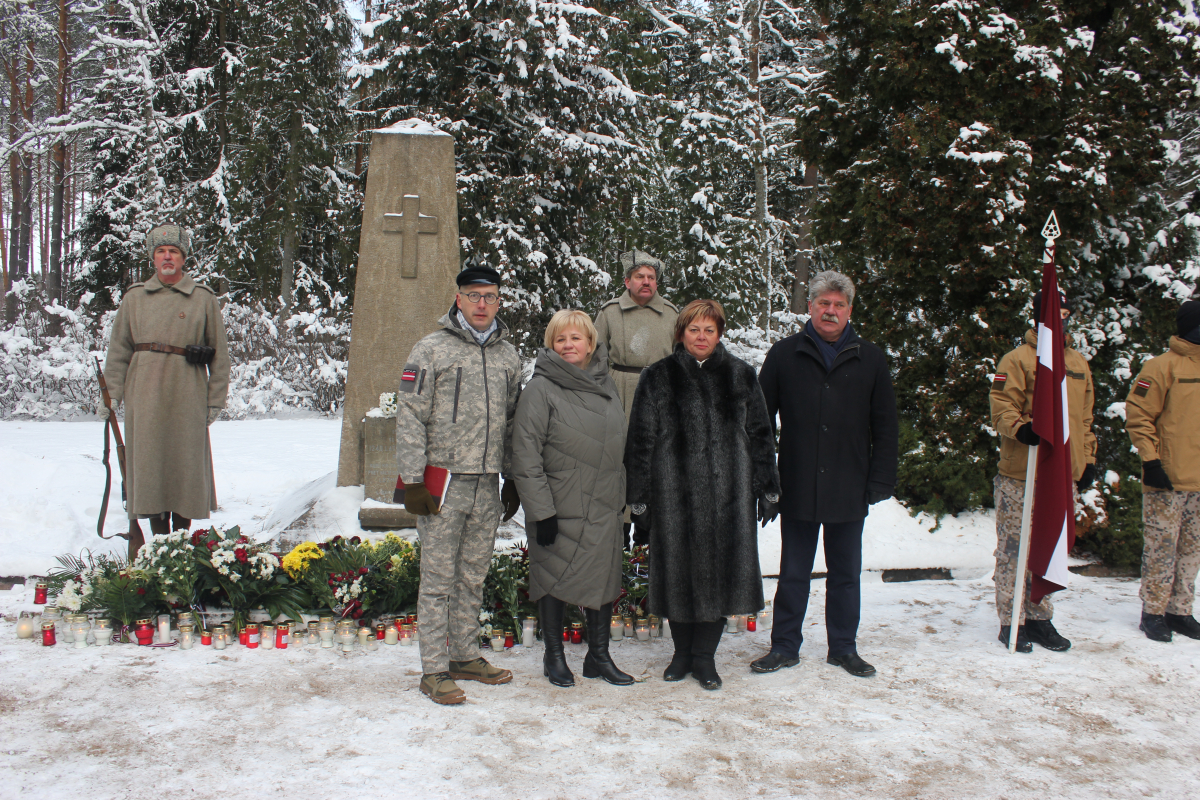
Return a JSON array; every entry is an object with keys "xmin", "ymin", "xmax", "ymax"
[
  {"xmin": 104, "ymin": 274, "xmax": 231, "ymax": 520},
  {"xmin": 593, "ymin": 290, "xmax": 679, "ymax": 418},
  {"xmin": 1126, "ymin": 336, "xmax": 1200, "ymax": 492}
]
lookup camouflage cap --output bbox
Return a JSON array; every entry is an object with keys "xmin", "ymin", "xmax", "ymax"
[
  {"xmin": 147, "ymin": 224, "xmax": 191, "ymax": 258},
  {"xmin": 620, "ymin": 250, "xmax": 663, "ymax": 280}
]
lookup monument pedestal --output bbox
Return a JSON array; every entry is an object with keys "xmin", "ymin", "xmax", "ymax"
[{"xmin": 357, "ymin": 416, "xmax": 417, "ymax": 530}]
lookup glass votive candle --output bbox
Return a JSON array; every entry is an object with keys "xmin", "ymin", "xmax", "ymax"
[
  {"xmin": 93, "ymin": 618, "xmax": 113, "ymax": 646},
  {"xmin": 490, "ymin": 633, "xmax": 505, "ymax": 652},
  {"xmin": 610, "ymin": 615, "xmax": 624, "ymax": 641},
  {"xmin": 42, "ymin": 606, "xmax": 62, "ymax": 634},
  {"xmin": 635, "ymin": 619, "xmax": 651, "ymax": 641},
  {"xmin": 747, "ymin": 614, "xmax": 757, "ymax": 632},
  {"xmin": 60, "ymin": 614, "xmax": 75, "ymax": 644},
  {"xmin": 375, "ymin": 623, "xmax": 386, "ymax": 641},
  {"xmin": 758, "ymin": 605, "xmax": 773, "ymax": 630},
  {"xmin": 522, "ymin": 617, "xmax": 537, "ymax": 647},
  {"xmin": 319, "ymin": 618, "xmax": 336, "ymax": 648},
  {"xmin": 179, "ymin": 623, "xmax": 195, "ymax": 649},
  {"xmin": 157, "ymin": 614, "xmax": 172, "ymax": 644},
  {"xmin": 401, "ymin": 623, "xmax": 415, "ymax": 646},
  {"xmin": 649, "ymin": 615, "xmax": 661, "ymax": 638},
  {"xmin": 212, "ymin": 625, "xmax": 227, "ymax": 650},
  {"xmin": 726, "ymin": 616, "xmax": 740, "ymax": 634},
  {"xmin": 42, "ymin": 621, "xmax": 57, "ymax": 646},
  {"xmin": 71, "ymin": 617, "xmax": 90, "ymax": 648},
  {"xmin": 307, "ymin": 621, "xmax": 320, "ymax": 645},
  {"xmin": 569, "ymin": 622, "xmax": 584, "ymax": 644},
  {"xmin": 355, "ymin": 625, "xmax": 370, "ymax": 651},
  {"xmin": 384, "ymin": 625, "xmax": 398, "ymax": 645},
  {"xmin": 663, "ymin": 618, "xmax": 673, "ymax": 639},
  {"xmin": 33, "ymin": 582, "xmax": 48, "ymax": 604},
  {"xmin": 261, "ymin": 624, "xmax": 276, "ymax": 650},
  {"xmin": 15, "ymin": 610, "xmax": 37, "ymax": 639},
  {"xmin": 737, "ymin": 614, "xmax": 748, "ymax": 633},
  {"xmin": 335, "ymin": 620, "xmax": 354, "ymax": 652}
]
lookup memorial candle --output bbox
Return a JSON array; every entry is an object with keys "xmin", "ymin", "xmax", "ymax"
[{"xmin": 157, "ymin": 614, "xmax": 172, "ymax": 644}]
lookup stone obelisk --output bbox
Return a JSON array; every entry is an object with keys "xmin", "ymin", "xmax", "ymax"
[{"xmin": 337, "ymin": 119, "xmax": 459, "ymax": 527}]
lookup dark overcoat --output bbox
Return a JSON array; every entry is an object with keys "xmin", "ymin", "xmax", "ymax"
[
  {"xmin": 625, "ymin": 343, "xmax": 780, "ymax": 623},
  {"xmin": 758, "ymin": 325, "xmax": 898, "ymax": 523}
]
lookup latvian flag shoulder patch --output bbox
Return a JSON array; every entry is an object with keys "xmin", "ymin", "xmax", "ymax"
[
  {"xmin": 991, "ymin": 373, "xmax": 1007, "ymax": 390},
  {"xmin": 400, "ymin": 364, "xmax": 420, "ymax": 393},
  {"xmin": 1134, "ymin": 378, "xmax": 1151, "ymax": 397}
]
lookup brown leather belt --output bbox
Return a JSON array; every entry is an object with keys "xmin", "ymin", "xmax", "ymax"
[
  {"xmin": 611, "ymin": 363, "xmax": 644, "ymax": 374},
  {"xmin": 133, "ymin": 342, "xmax": 189, "ymax": 356}
]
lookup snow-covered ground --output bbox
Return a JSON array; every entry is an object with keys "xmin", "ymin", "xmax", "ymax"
[{"xmin": 3, "ymin": 419, "xmax": 1198, "ymax": 798}]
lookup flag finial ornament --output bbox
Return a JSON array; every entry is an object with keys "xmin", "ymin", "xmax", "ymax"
[{"xmin": 1041, "ymin": 211, "xmax": 1061, "ymax": 242}]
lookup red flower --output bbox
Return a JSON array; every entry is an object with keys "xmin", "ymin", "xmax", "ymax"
[
  {"xmin": 318, "ymin": 542, "xmax": 328, "ymax": 550},
  {"xmin": 331, "ymin": 535, "xmax": 342, "ymax": 544},
  {"xmin": 206, "ymin": 541, "xmax": 217, "ymax": 551},
  {"xmin": 234, "ymin": 548, "xmax": 248, "ymax": 563},
  {"xmin": 236, "ymin": 536, "xmax": 248, "ymax": 545},
  {"xmin": 358, "ymin": 567, "xmax": 368, "ymax": 576},
  {"xmin": 327, "ymin": 580, "xmax": 336, "ymax": 587},
  {"xmin": 137, "ymin": 588, "xmax": 146, "ymax": 595},
  {"xmin": 350, "ymin": 536, "xmax": 361, "ymax": 545},
  {"xmin": 383, "ymin": 562, "xmax": 392, "ymax": 571},
  {"xmin": 191, "ymin": 531, "xmax": 204, "ymax": 545}
]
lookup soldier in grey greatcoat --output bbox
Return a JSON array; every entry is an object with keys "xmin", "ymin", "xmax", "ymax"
[
  {"xmin": 103, "ymin": 224, "xmax": 230, "ymax": 561},
  {"xmin": 396, "ymin": 265, "xmax": 523, "ymax": 705},
  {"xmin": 593, "ymin": 250, "xmax": 679, "ymax": 419},
  {"xmin": 511, "ymin": 310, "xmax": 632, "ymax": 688}
]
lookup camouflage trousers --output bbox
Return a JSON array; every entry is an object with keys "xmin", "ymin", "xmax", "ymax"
[
  {"xmin": 1140, "ymin": 490, "xmax": 1200, "ymax": 616},
  {"xmin": 994, "ymin": 475, "xmax": 1055, "ymax": 624},
  {"xmin": 416, "ymin": 473, "xmax": 502, "ymax": 674}
]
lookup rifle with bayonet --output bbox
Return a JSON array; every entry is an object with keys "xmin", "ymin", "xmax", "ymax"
[{"xmin": 95, "ymin": 357, "xmax": 130, "ymax": 540}]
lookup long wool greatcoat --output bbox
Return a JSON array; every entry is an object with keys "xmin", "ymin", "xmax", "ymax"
[
  {"xmin": 104, "ymin": 274, "xmax": 231, "ymax": 520},
  {"xmin": 512, "ymin": 344, "xmax": 626, "ymax": 608},
  {"xmin": 593, "ymin": 290, "xmax": 679, "ymax": 419},
  {"xmin": 625, "ymin": 343, "xmax": 780, "ymax": 623}
]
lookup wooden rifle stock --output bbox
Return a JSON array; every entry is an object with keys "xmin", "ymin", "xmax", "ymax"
[{"xmin": 95, "ymin": 357, "xmax": 129, "ymax": 540}]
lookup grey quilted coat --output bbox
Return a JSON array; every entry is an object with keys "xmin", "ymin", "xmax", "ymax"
[{"xmin": 512, "ymin": 344, "xmax": 626, "ymax": 609}]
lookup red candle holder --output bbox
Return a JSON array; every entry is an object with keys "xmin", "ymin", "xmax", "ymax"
[
  {"xmin": 569, "ymin": 623, "xmax": 583, "ymax": 645},
  {"xmin": 276, "ymin": 625, "xmax": 289, "ymax": 649},
  {"xmin": 33, "ymin": 583, "xmax": 48, "ymax": 604},
  {"xmin": 747, "ymin": 616, "xmax": 757, "ymax": 632},
  {"xmin": 245, "ymin": 623, "xmax": 260, "ymax": 649},
  {"xmin": 504, "ymin": 632, "xmax": 514, "ymax": 648},
  {"xmin": 375, "ymin": 624, "xmax": 386, "ymax": 641},
  {"xmin": 562, "ymin": 628, "xmax": 570, "ymax": 642},
  {"xmin": 134, "ymin": 619, "xmax": 155, "ymax": 646},
  {"xmin": 200, "ymin": 630, "xmax": 213, "ymax": 646},
  {"xmin": 239, "ymin": 626, "xmax": 250, "ymax": 646},
  {"xmin": 41, "ymin": 622, "xmax": 56, "ymax": 646}
]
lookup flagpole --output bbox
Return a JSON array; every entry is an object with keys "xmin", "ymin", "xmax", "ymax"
[
  {"xmin": 1008, "ymin": 210, "xmax": 1061, "ymax": 653},
  {"xmin": 1009, "ymin": 445, "xmax": 1038, "ymax": 652}
]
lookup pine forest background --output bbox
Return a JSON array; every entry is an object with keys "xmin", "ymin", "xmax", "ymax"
[{"xmin": 1, "ymin": 0, "xmax": 1198, "ymax": 567}]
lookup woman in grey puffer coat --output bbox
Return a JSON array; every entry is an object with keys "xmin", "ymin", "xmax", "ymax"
[{"xmin": 512, "ymin": 310, "xmax": 632, "ymax": 688}]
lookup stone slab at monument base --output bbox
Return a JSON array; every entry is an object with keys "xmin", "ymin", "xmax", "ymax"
[{"xmin": 357, "ymin": 416, "xmax": 417, "ymax": 530}]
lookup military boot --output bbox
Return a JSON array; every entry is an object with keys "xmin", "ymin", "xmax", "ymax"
[
  {"xmin": 582, "ymin": 604, "xmax": 634, "ymax": 685},
  {"xmin": 448, "ymin": 657, "xmax": 512, "ymax": 684},
  {"xmin": 540, "ymin": 596, "xmax": 575, "ymax": 687},
  {"xmin": 419, "ymin": 672, "xmax": 466, "ymax": 705},
  {"xmin": 1139, "ymin": 612, "xmax": 1173, "ymax": 643},
  {"xmin": 999, "ymin": 625, "xmax": 1033, "ymax": 653},
  {"xmin": 1025, "ymin": 619, "xmax": 1071, "ymax": 651},
  {"xmin": 1166, "ymin": 613, "xmax": 1200, "ymax": 640}
]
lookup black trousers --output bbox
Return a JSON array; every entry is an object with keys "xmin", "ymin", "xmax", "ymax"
[{"xmin": 770, "ymin": 517, "xmax": 864, "ymax": 658}]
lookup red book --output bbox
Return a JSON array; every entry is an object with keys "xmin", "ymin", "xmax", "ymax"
[{"xmin": 394, "ymin": 466, "xmax": 452, "ymax": 510}]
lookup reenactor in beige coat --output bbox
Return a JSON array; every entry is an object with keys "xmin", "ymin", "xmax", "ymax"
[
  {"xmin": 989, "ymin": 291, "xmax": 1096, "ymax": 653},
  {"xmin": 103, "ymin": 225, "xmax": 230, "ymax": 560},
  {"xmin": 593, "ymin": 250, "xmax": 679, "ymax": 419},
  {"xmin": 1125, "ymin": 300, "xmax": 1200, "ymax": 643}
]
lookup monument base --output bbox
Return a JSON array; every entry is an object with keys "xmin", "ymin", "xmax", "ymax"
[{"xmin": 358, "ymin": 502, "xmax": 418, "ymax": 530}]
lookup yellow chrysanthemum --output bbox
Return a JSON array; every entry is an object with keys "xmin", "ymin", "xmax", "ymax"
[{"xmin": 282, "ymin": 542, "xmax": 324, "ymax": 578}]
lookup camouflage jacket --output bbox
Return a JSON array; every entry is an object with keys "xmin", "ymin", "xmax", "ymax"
[{"xmin": 395, "ymin": 309, "xmax": 522, "ymax": 483}]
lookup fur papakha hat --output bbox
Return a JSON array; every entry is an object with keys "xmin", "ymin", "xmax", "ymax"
[
  {"xmin": 620, "ymin": 249, "xmax": 663, "ymax": 280},
  {"xmin": 147, "ymin": 224, "xmax": 191, "ymax": 258}
]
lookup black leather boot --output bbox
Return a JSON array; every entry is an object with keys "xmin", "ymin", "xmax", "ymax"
[
  {"xmin": 664, "ymin": 620, "xmax": 695, "ymax": 681},
  {"xmin": 582, "ymin": 604, "xmax": 634, "ymax": 685},
  {"xmin": 540, "ymin": 596, "xmax": 575, "ymax": 686},
  {"xmin": 1140, "ymin": 611, "xmax": 1173, "ymax": 643},
  {"xmin": 691, "ymin": 619, "xmax": 725, "ymax": 690}
]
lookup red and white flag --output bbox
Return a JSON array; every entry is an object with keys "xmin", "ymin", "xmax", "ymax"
[{"xmin": 1028, "ymin": 227, "xmax": 1075, "ymax": 602}]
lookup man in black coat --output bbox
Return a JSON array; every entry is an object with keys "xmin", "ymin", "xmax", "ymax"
[{"xmin": 750, "ymin": 270, "xmax": 898, "ymax": 678}]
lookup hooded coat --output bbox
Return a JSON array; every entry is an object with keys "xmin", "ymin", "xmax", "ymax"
[
  {"xmin": 512, "ymin": 344, "xmax": 626, "ymax": 608},
  {"xmin": 625, "ymin": 343, "xmax": 780, "ymax": 622}
]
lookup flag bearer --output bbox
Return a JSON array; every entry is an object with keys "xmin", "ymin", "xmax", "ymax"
[
  {"xmin": 395, "ymin": 265, "xmax": 523, "ymax": 704},
  {"xmin": 1125, "ymin": 300, "xmax": 1200, "ymax": 643},
  {"xmin": 989, "ymin": 291, "xmax": 1097, "ymax": 652}
]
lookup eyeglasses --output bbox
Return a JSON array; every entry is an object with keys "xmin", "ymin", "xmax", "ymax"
[{"xmin": 460, "ymin": 291, "xmax": 500, "ymax": 305}]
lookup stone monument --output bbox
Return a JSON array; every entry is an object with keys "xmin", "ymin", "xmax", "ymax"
[{"xmin": 337, "ymin": 119, "xmax": 459, "ymax": 528}]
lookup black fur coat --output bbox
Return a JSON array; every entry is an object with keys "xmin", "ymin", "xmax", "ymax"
[{"xmin": 625, "ymin": 343, "xmax": 781, "ymax": 622}]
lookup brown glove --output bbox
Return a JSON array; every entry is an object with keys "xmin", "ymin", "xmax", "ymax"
[{"xmin": 403, "ymin": 482, "xmax": 440, "ymax": 516}]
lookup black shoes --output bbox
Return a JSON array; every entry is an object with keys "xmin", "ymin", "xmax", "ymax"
[
  {"xmin": 691, "ymin": 620, "xmax": 725, "ymax": 690},
  {"xmin": 999, "ymin": 625, "xmax": 1033, "ymax": 653},
  {"xmin": 1025, "ymin": 619, "xmax": 1071, "ymax": 651},
  {"xmin": 663, "ymin": 620, "xmax": 694, "ymax": 681},
  {"xmin": 827, "ymin": 652, "xmax": 875, "ymax": 677},
  {"xmin": 1140, "ymin": 612, "xmax": 1173, "ymax": 643},
  {"xmin": 1166, "ymin": 613, "xmax": 1200, "ymax": 640},
  {"xmin": 540, "ymin": 596, "xmax": 576, "ymax": 686},
  {"xmin": 750, "ymin": 651, "xmax": 800, "ymax": 673},
  {"xmin": 581, "ymin": 604, "xmax": 634, "ymax": 686}
]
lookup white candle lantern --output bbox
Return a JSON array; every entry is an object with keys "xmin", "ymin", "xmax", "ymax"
[
  {"xmin": 93, "ymin": 618, "xmax": 113, "ymax": 646},
  {"xmin": 179, "ymin": 623, "xmax": 195, "ymax": 650},
  {"xmin": 15, "ymin": 611, "xmax": 37, "ymax": 639}
]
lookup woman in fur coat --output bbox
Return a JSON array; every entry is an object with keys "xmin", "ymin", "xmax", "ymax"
[{"xmin": 625, "ymin": 299, "xmax": 781, "ymax": 689}]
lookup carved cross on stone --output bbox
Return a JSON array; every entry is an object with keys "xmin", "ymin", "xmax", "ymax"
[{"xmin": 382, "ymin": 194, "xmax": 439, "ymax": 278}]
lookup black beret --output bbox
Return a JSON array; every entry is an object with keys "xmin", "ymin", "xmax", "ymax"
[
  {"xmin": 1032, "ymin": 290, "xmax": 1073, "ymax": 321},
  {"xmin": 1178, "ymin": 300, "xmax": 1200, "ymax": 338},
  {"xmin": 456, "ymin": 265, "xmax": 501, "ymax": 287}
]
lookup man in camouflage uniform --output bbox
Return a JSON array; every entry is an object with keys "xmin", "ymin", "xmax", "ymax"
[
  {"xmin": 1125, "ymin": 299, "xmax": 1200, "ymax": 643},
  {"xmin": 990, "ymin": 291, "xmax": 1096, "ymax": 652},
  {"xmin": 594, "ymin": 250, "xmax": 679, "ymax": 419},
  {"xmin": 396, "ymin": 265, "xmax": 523, "ymax": 704}
]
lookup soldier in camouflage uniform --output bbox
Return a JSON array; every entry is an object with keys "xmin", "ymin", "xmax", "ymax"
[
  {"xmin": 395, "ymin": 265, "xmax": 523, "ymax": 704},
  {"xmin": 990, "ymin": 291, "xmax": 1096, "ymax": 653},
  {"xmin": 1125, "ymin": 299, "xmax": 1200, "ymax": 643}
]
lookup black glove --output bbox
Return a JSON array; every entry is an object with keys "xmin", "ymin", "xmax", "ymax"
[
  {"xmin": 631, "ymin": 511, "xmax": 651, "ymax": 548},
  {"xmin": 758, "ymin": 496, "xmax": 780, "ymax": 524},
  {"xmin": 1076, "ymin": 463, "xmax": 1096, "ymax": 493},
  {"xmin": 501, "ymin": 479, "xmax": 521, "ymax": 521},
  {"xmin": 535, "ymin": 516, "xmax": 559, "ymax": 547},
  {"xmin": 1014, "ymin": 422, "xmax": 1040, "ymax": 447},
  {"xmin": 403, "ymin": 483, "xmax": 439, "ymax": 516},
  {"xmin": 1142, "ymin": 459, "xmax": 1174, "ymax": 491},
  {"xmin": 185, "ymin": 344, "xmax": 216, "ymax": 365},
  {"xmin": 868, "ymin": 490, "xmax": 891, "ymax": 505}
]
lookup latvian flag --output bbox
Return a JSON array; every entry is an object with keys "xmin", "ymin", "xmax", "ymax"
[{"xmin": 1028, "ymin": 254, "xmax": 1075, "ymax": 602}]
